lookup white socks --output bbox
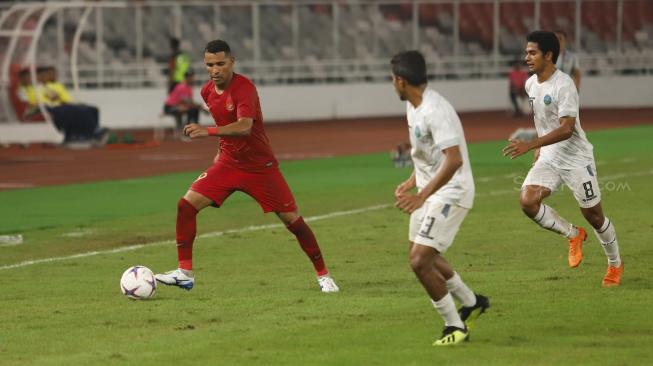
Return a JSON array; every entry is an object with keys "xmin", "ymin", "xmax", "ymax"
[
  {"xmin": 594, "ymin": 217, "xmax": 622, "ymax": 267},
  {"xmin": 432, "ymin": 293, "xmax": 465, "ymax": 329},
  {"xmin": 532, "ymin": 204, "xmax": 577, "ymax": 238},
  {"xmin": 446, "ymin": 272, "xmax": 476, "ymax": 307}
]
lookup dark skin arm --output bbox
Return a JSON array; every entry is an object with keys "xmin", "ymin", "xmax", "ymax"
[
  {"xmin": 396, "ymin": 145, "xmax": 463, "ymax": 214},
  {"xmin": 572, "ymin": 69, "xmax": 581, "ymax": 91},
  {"xmin": 183, "ymin": 118, "xmax": 253, "ymax": 139},
  {"xmin": 502, "ymin": 116, "xmax": 575, "ymax": 159}
]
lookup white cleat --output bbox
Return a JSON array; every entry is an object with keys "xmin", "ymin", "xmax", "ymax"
[
  {"xmin": 155, "ymin": 269, "xmax": 194, "ymax": 290},
  {"xmin": 317, "ymin": 274, "xmax": 340, "ymax": 293}
]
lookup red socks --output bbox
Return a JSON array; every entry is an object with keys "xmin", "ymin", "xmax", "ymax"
[
  {"xmin": 176, "ymin": 198, "xmax": 198, "ymax": 270},
  {"xmin": 176, "ymin": 200, "xmax": 326, "ymax": 276},
  {"xmin": 287, "ymin": 217, "xmax": 328, "ymax": 276}
]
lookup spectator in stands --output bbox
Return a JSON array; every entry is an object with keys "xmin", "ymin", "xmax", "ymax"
[
  {"xmin": 168, "ymin": 37, "xmax": 192, "ymax": 94},
  {"xmin": 554, "ymin": 30, "xmax": 581, "ymax": 90},
  {"xmin": 508, "ymin": 60, "xmax": 529, "ymax": 117},
  {"xmin": 164, "ymin": 70, "xmax": 201, "ymax": 136},
  {"xmin": 38, "ymin": 66, "xmax": 108, "ymax": 146},
  {"xmin": 16, "ymin": 68, "xmax": 42, "ymax": 121}
]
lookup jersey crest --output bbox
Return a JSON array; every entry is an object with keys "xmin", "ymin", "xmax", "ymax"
[{"xmin": 543, "ymin": 94, "xmax": 552, "ymax": 105}]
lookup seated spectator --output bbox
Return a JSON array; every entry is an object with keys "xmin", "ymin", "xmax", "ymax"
[
  {"xmin": 163, "ymin": 70, "xmax": 200, "ymax": 136},
  {"xmin": 508, "ymin": 60, "xmax": 529, "ymax": 117},
  {"xmin": 554, "ymin": 30, "xmax": 581, "ymax": 91},
  {"xmin": 16, "ymin": 68, "xmax": 44, "ymax": 121},
  {"xmin": 38, "ymin": 66, "xmax": 108, "ymax": 146}
]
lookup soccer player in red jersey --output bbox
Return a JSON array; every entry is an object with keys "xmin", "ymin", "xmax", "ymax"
[{"xmin": 155, "ymin": 40, "xmax": 339, "ymax": 293}]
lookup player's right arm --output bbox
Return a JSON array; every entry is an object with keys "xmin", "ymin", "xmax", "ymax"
[
  {"xmin": 395, "ymin": 171, "xmax": 416, "ymax": 199},
  {"xmin": 183, "ymin": 118, "xmax": 253, "ymax": 139},
  {"xmin": 185, "ymin": 79, "xmax": 257, "ymax": 138},
  {"xmin": 503, "ymin": 117, "xmax": 575, "ymax": 159}
]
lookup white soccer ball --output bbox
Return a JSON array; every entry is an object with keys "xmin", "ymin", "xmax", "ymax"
[{"xmin": 120, "ymin": 265, "xmax": 157, "ymax": 300}]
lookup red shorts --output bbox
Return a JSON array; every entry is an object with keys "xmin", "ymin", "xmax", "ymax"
[{"xmin": 189, "ymin": 162, "xmax": 297, "ymax": 213}]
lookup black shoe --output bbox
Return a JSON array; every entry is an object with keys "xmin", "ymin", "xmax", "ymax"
[
  {"xmin": 458, "ymin": 293, "xmax": 490, "ymax": 330},
  {"xmin": 432, "ymin": 325, "xmax": 469, "ymax": 346}
]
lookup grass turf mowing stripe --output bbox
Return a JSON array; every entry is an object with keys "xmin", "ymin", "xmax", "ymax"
[
  {"xmin": 0, "ymin": 204, "xmax": 391, "ymax": 271},
  {"xmin": 3, "ymin": 166, "xmax": 651, "ymax": 271}
]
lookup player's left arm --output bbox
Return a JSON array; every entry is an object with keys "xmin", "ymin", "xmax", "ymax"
[
  {"xmin": 395, "ymin": 145, "xmax": 463, "ymax": 213},
  {"xmin": 572, "ymin": 56, "xmax": 581, "ymax": 90},
  {"xmin": 572, "ymin": 69, "xmax": 581, "ymax": 91},
  {"xmin": 396, "ymin": 145, "xmax": 463, "ymax": 214}
]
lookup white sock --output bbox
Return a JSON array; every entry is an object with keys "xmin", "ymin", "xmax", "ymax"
[
  {"xmin": 431, "ymin": 293, "xmax": 465, "ymax": 329},
  {"xmin": 532, "ymin": 204, "xmax": 577, "ymax": 238},
  {"xmin": 446, "ymin": 272, "xmax": 476, "ymax": 307},
  {"xmin": 593, "ymin": 217, "xmax": 621, "ymax": 267},
  {"xmin": 179, "ymin": 268, "xmax": 194, "ymax": 277}
]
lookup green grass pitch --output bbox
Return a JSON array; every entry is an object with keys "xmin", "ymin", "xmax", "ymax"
[{"xmin": 1, "ymin": 126, "xmax": 652, "ymax": 365}]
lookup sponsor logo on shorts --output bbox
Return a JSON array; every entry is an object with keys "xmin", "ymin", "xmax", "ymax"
[{"xmin": 582, "ymin": 195, "xmax": 597, "ymax": 202}]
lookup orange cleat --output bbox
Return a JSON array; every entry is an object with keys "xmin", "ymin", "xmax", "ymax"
[
  {"xmin": 568, "ymin": 227, "xmax": 586, "ymax": 268},
  {"xmin": 602, "ymin": 262, "xmax": 624, "ymax": 287}
]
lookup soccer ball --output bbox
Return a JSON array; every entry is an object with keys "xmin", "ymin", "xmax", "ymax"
[{"xmin": 120, "ymin": 265, "xmax": 157, "ymax": 300}]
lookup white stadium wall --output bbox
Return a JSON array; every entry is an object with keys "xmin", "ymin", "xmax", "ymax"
[
  {"xmin": 74, "ymin": 75, "xmax": 653, "ymax": 129},
  {"xmin": 1, "ymin": 75, "xmax": 652, "ymax": 144}
]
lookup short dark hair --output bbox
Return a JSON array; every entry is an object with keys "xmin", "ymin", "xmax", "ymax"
[
  {"xmin": 205, "ymin": 39, "xmax": 231, "ymax": 55},
  {"xmin": 170, "ymin": 37, "xmax": 180, "ymax": 49},
  {"xmin": 527, "ymin": 30, "xmax": 560, "ymax": 64},
  {"xmin": 390, "ymin": 50, "xmax": 427, "ymax": 86}
]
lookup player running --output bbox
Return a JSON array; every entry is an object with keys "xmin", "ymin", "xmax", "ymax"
[
  {"xmin": 390, "ymin": 51, "xmax": 489, "ymax": 346},
  {"xmin": 155, "ymin": 40, "xmax": 339, "ymax": 293},
  {"xmin": 502, "ymin": 31, "xmax": 624, "ymax": 287}
]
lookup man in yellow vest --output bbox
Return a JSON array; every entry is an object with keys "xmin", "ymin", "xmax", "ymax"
[
  {"xmin": 168, "ymin": 37, "xmax": 191, "ymax": 94},
  {"xmin": 16, "ymin": 69, "xmax": 41, "ymax": 120},
  {"xmin": 38, "ymin": 66, "xmax": 108, "ymax": 146}
]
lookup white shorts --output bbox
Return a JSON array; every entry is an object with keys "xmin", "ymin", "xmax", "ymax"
[
  {"xmin": 522, "ymin": 160, "xmax": 601, "ymax": 208},
  {"xmin": 409, "ymin": 200, "xmax": 468, "ymax": 253}
]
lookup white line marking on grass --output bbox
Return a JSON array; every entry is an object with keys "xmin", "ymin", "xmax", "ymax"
[
  {"xmin": 62, "ymin": 229, "xmax": 96, "ymax": 238},
  {"xmin": 3, "ymin": 169, "xmax": 651, "ymax": 271},
  {"xmin": 0, "ymin": 204, "xmax": 391, "ymax": 271},
  {"xmin": 601, "ymin": 169, "xmax": 653, "ymax": 180},
  {"xmin": 0, "ymin": 183, "xmax": 34, "ymax": 189},
  {"xmin": 139, "ymin": 154, "xmax": 203, "ymax": 161},
  {"xmin": 275, "ymin": 153, "xmax": 336, "ymax": 160}
]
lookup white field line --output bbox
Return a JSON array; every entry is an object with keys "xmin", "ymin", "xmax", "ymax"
[
  {"xmin": 0, "ymin": 204, "xmax": 391, "ymax": 271},
  {"xmin": 2, "ymin": 168, "xmax": 651, "ymax": 271}
]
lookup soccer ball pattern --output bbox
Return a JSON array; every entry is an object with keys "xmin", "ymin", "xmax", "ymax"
[{"xmin": 120, "ymin": 266, "xmax": 157, "ymax": 300}]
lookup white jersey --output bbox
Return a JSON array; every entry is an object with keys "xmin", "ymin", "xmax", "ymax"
[
  {"xmin": 406, "ymin": 88, "xmax": 474, "ymax": 209},
  {"xmin": 556, "ymin": 50, "xmax": 580, "ymax": 77},
  {"xmin": 525, "ymin": 70, "xmax": 594, "ymax": 169}
]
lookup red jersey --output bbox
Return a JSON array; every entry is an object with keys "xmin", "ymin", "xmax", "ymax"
[
  {"xmin": 508, "ymin": 69, "xmax": 529, "ymax": 91},
  {"xmin": 200, "ymin": 73, "xmax": 278, "ymax": 171}
]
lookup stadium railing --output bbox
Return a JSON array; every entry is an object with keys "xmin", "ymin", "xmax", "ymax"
[{"xmin": 1, "ymin": 0, "xmax": 652, "ymax": 127}]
